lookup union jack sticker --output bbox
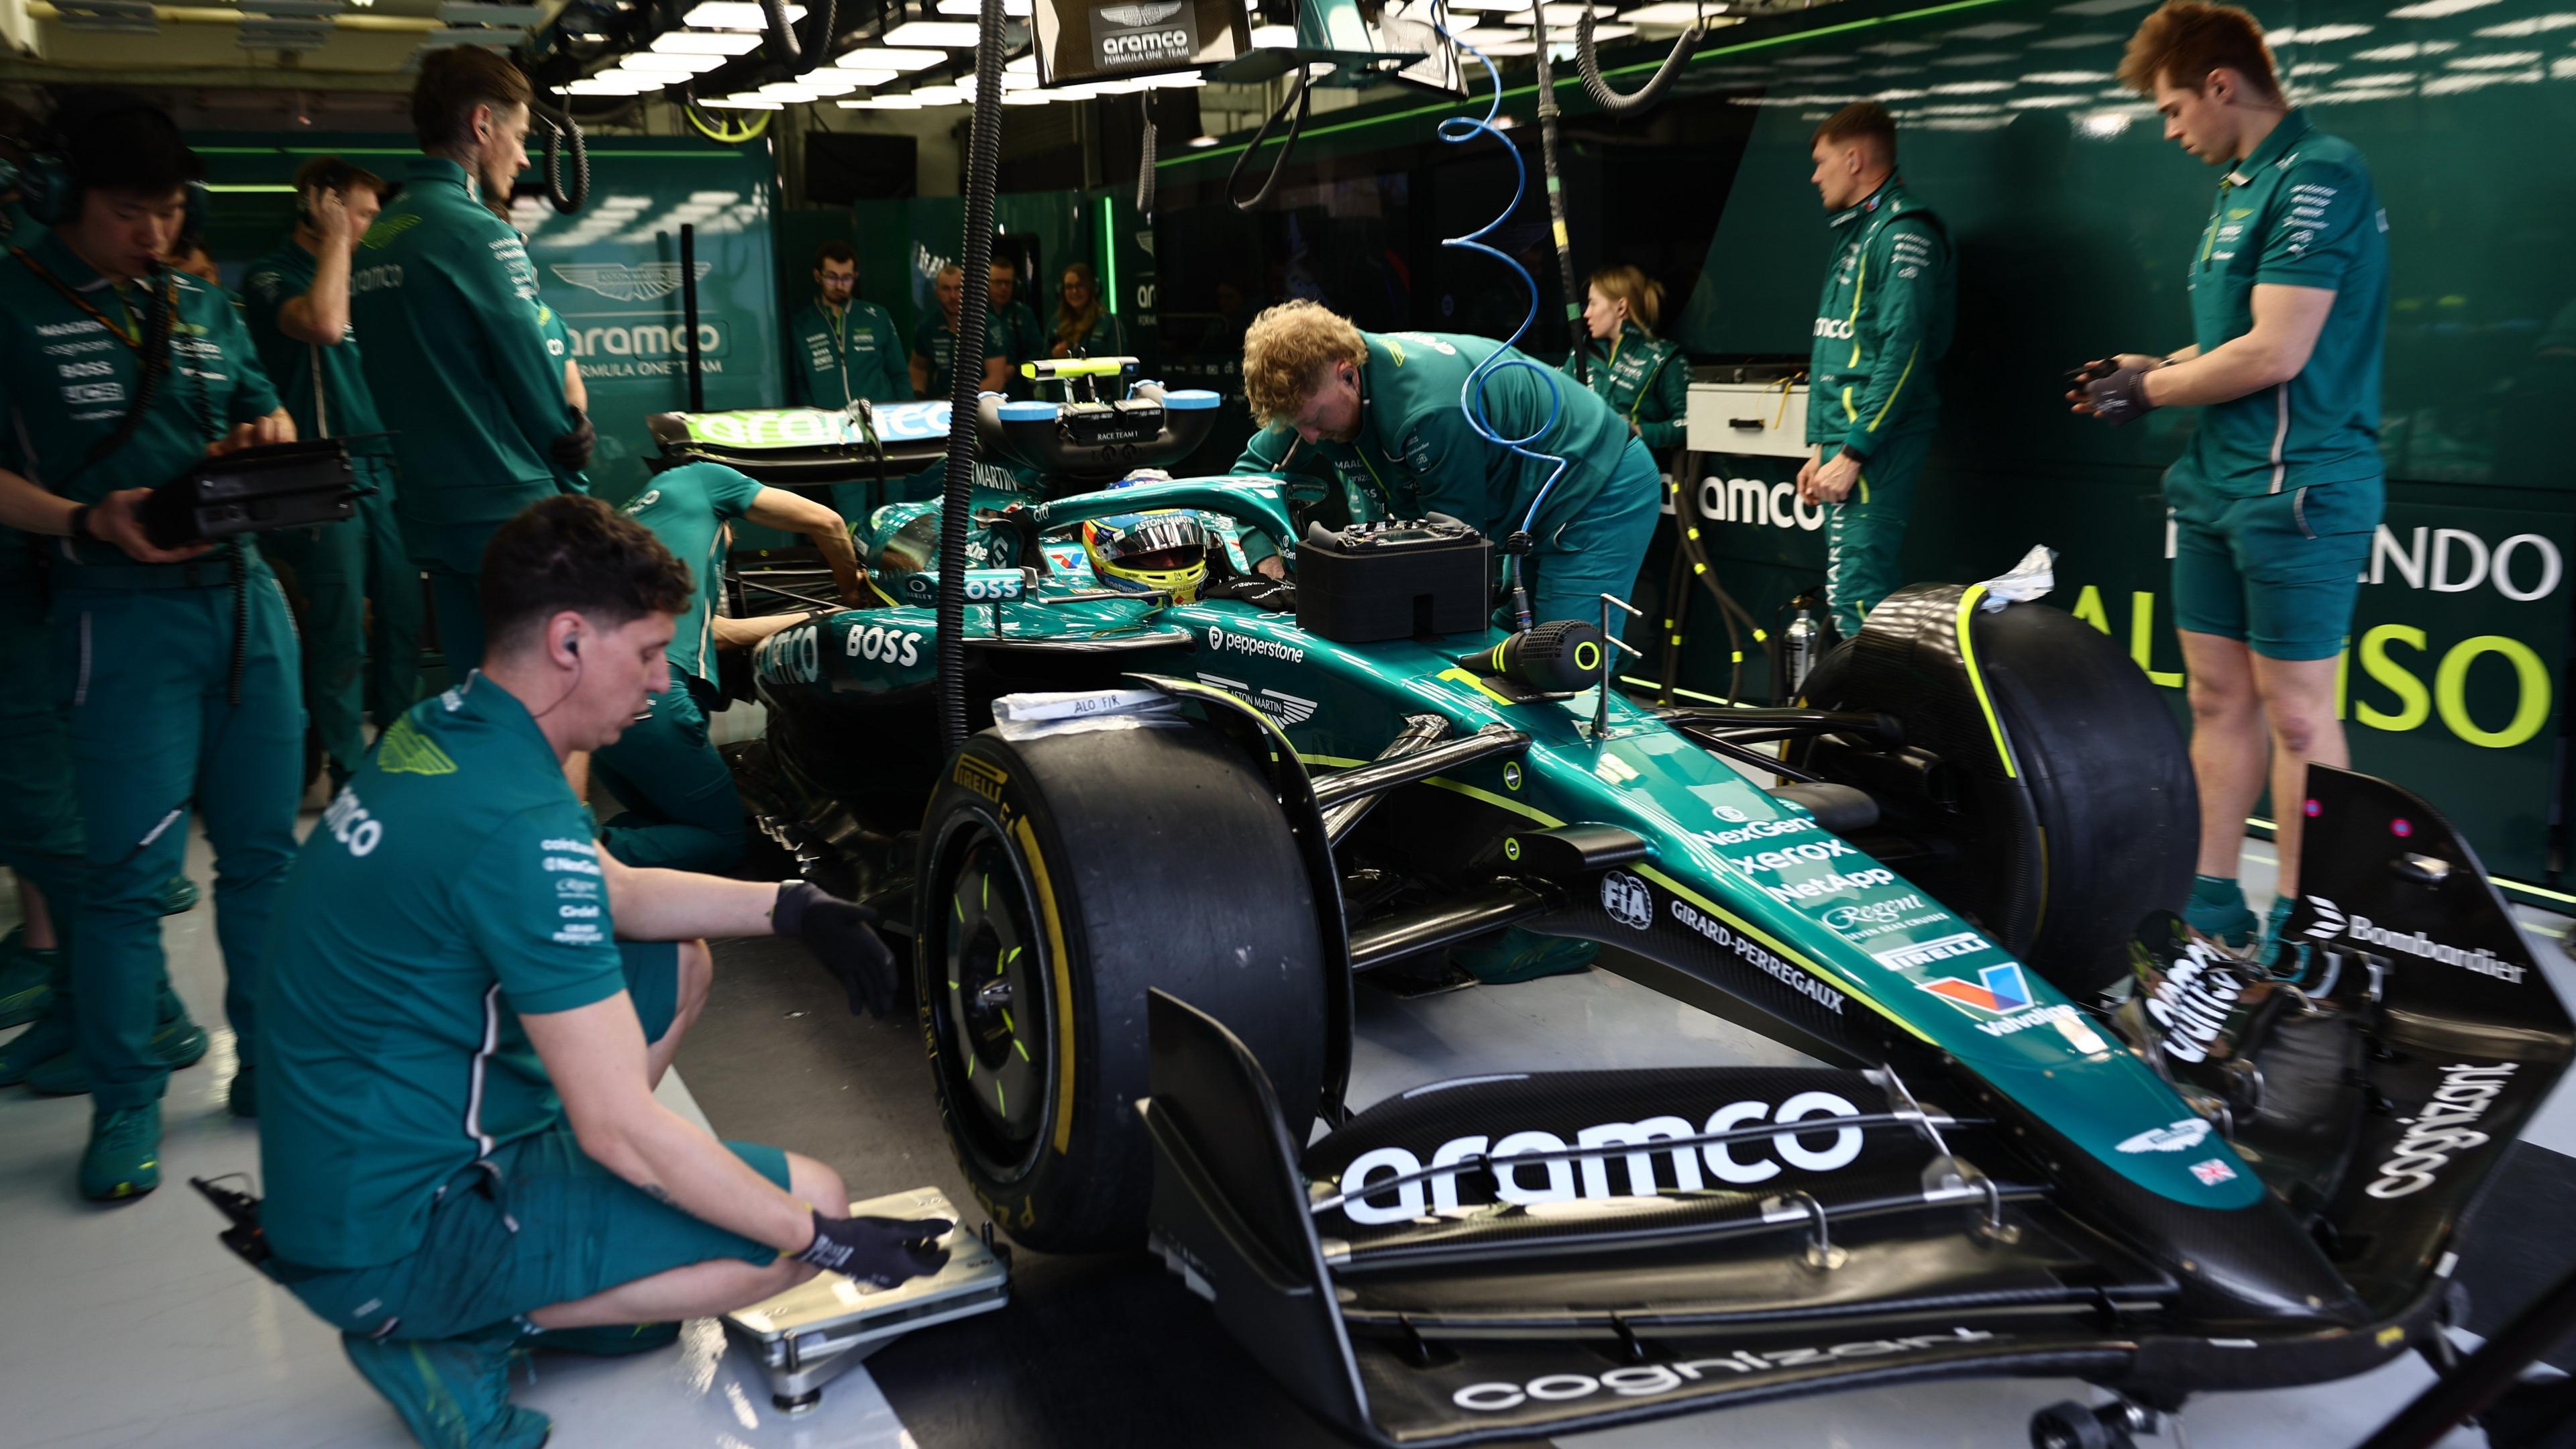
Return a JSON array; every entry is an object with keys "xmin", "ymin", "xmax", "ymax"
[{"xmin": 2189, "ymin": 1158, "xmax": 2238, "ymax": 1186}]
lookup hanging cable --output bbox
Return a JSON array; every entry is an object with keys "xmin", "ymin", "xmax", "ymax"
[
  {"xmin": 536, "ymin": 105, "xmax": 589, "ymax": 214},
  {"xmin": 1436, "ymin": 25, "xmax": 1568, "ymax": 632},
  {"xmin": 1524, "ymin": 7, "xmax": 1587, "ymax": 387},
  {"xmin": 760, "ymin": 0, "xmax": 837, "ymax": 73},
  {"xmin": 1575, "ymin": 7, "xmax": 1707, "ymax": 115},
  {"xmin": 1227, "ymin": 69, "xmax": 1311, "ymax": 212},
  {"xmin": 1136, "ymin": 103, "xmax": 1158, "ymax": 221},
  {"xmin": 934, "ymin": 0, "xmax": 1010, "ymax": 754}
]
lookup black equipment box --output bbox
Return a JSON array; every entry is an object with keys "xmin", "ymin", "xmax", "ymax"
[
  {"xmin": 1295, "ymin": 516, "xmax": 1492, "ymax": 642},
  {"xmin": 142, "ymin": 439, "xmax": 358, "ymax": 550}
]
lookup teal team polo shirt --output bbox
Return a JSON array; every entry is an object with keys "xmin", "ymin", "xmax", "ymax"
[
  {"xmin": 1226, "ymin": 329, "xmax": 1635, "ymax": 566},
  {"xmin": 260, "ymin": 674, "xmax": 627, "ymax": 1269},
  {"xmin": 911, "ymin": 313, "xmax": 1005, "ymax": 398},
  {"xmin": 0, "ymin": 231, "xmax": 282, "ymax": 566},
  {"xmin": 350, "ymin": 158, "xmax": 581, "ymax": 568},
  {"xmin": 241, "ymin": 236, "xmax": 392, "ymax": 460},
  {"xmin": 621, "ymin": 461, "xmax": 763, "ymax": 688},
  {"xmin": 2174, "ymin": 108, "xmax": 2389, "ymax": 498}
]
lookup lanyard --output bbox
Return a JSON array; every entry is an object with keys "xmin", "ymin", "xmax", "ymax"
[{"xmin": 13, "ymin": 246, "xmax": 166, "ymax": 352}]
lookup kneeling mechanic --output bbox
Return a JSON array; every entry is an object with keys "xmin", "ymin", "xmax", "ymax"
[
  {"xmin": 593, "ymin": 460, "xmax": 862, "ymax": 873},
  {"xmin": 260, "ymin": 496, "xmax": 946, "ymax": 1449}
]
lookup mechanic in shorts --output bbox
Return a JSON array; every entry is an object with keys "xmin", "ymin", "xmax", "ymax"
[
  {"xmin": 2072, "ymin": 0, "xmax": 2388, "ymax": 955},
  {"xmin": 593, "ymin": 460, "xmax": 861, "ymax": 873},
  {"xmin": 260, "ymin": 496, "xmax": 949, "ymax": 1449},
  {"xmin": 1230, "ymin": 301, "xmax": 1662, "ymax": 641}
]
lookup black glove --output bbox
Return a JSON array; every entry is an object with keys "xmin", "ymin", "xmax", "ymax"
[
  {"xmin": 2070, "ymin": 358, "xmax": 2155, "ymax": 427},
  {"xmin": 1198, "ymin": 573, "xmax": 1297, "ymax": 612},
  {"xmin": 792, "ymin": 1210, "xmax": 953, "ymax": 1287},
  {"xmin": 774, "ymin": 881, "xmax": 900, "ymax": 1018},
  {"xmin": 552, "ymin": 408, "xmax": 596, "ymax": 472}
]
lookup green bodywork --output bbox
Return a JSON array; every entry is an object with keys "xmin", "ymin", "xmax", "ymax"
[{"xmin": 747, "ymin": 472, "xmax": 2257, "ymax": 1212}]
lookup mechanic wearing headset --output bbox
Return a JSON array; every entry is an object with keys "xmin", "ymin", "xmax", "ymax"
[
  {"xmin": 789, "ymin": 241, "xmax": 909, "ymax": 409},
  {"xmin": 260, "ymin": 496, "xmax": 947, "ymax": 1449},
  {"xmin": 1230, "ymin": 301, "xmax": 1662, "ymax": 643},
  {"xmin": 593, "ymin": 462, "xmax": 863, "ymax": 873},
  {"xmin": 2072, "ymin": 1, "xmax": 2387, "ymax": 955},
  {"xmin": 1562, "ymin": 264, "xmax": 1688, "ymax": 454},
  {"xmin": 354, "ymin": 47, "xmax": 592, "ymax": 674},
  {"xmin": 0, "ymin": 95, "xmax": 303, "ymax": 1196},
  {"xmin": 242, "ymin": 156, "xmax": 424, "ymax": 792},
  {"xmin": 1799, "ymin": 101, "xmax": 1954, "ymax": 641}
]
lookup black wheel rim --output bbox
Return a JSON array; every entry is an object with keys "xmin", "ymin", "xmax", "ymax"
[{"xmin": 932, "ymin": 830, "xmax": 1049, "ymax": 1174}]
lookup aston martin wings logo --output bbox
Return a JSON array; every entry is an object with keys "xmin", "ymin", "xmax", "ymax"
[
  {"xmin": 1193, "ymin": 674, "xmax": 1319, "ymax": 727},
  {"xmin": 549, "ymin": 262, "xmax": 714, "ymax": 303},
  {"xmin": 1099, "ymin": 0, "xmax": 1183, "ymax": 25}
]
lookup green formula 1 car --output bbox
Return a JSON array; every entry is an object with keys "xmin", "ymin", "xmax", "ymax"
[{"xmin": 655, "ymin": 379, "xmax": 2570, "ymax": 1448}]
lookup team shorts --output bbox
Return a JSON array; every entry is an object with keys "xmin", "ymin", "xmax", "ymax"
[
  {"xmin": 277, "ymin": 1125, "xmax": 792, "ymax": 1342},
  {"xmin": 2165, "ymin": 466, "xmax": 2382, "ymax": 661},
  {"xmin": 622, "ymin": 940, "xmax": 681, "ymax": 1044}
]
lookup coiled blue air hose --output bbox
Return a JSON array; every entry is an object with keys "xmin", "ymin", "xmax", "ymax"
[{"xmin": 1436, "ymin": 27, "xmax": 1568, "ymax": 632}]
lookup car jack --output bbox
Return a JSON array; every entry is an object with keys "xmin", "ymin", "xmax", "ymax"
[{"xmin": 720, "ymin": 1187, "xmax": 1011, "ymax": 1415}]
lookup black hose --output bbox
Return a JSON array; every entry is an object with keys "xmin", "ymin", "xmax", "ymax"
[
  {"xmin": 935, "ymin": 0, "xmax": 1010, "ymax": 755},
  {"xmin": 1136, "ymin": 111, "xmax": 1157, "ymax": 221},
  {"xmin": 1576, "ymin": 11, "xmax": 1706, "ymax": 115},
  {"xmin": 539, "ymin": 108, "xmax": 588, "ymax": 214},
  {"xmin": 1227, "ymin": 70, "xmax": 1311, "ymax": 212},
  {"xmin": 1527, "ymin": 14, "xmax": 1586, "ymax": 381},
  {"xmin": 760, "ymin": 0, "xmax": 836, "ymax": 72}
]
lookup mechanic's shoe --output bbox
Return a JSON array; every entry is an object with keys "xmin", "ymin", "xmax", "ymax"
[
  {"xmin": 0, "ymin": 929, "xmax": 62, "ymax": 1028},
  {"xmin": 78, "ymin": 1102, "xmax": 162, "ymax": 1201},
  {"xmin": 524, "ymin": 1322, "xmax": 681, "ymax": 1356},
  {"xmin": 158, "ymin": 874, "xmax": 201, "ymax": 916},
  {"xmin": 2258, "ymin": 894, "xmax": 2310, "ymax": 979},
  {"xmin": 227, "ymin": 1064, "xmax": 259, "ymax": 1118},
  {"xmin": 0, "ymin": 1002, "xmax": 74, "ymax": 1087},
  {"xmin": 25, "ymin": 988, "xmax": 211, "ymax": 1096},
  {"xmin": 2184, "ymin": 874, "xmax": 2258, "ymax": 952},
  {"xmin": 341, "ymin": 1320, "xmax": 552, "ymax": 1449}
]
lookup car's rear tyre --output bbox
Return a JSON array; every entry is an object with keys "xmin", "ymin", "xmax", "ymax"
[
  {"xmin": 916, "ymin": 722, "xmax": 1329, "ymax": 1252},
  {"xmin": 1799, "ymin": 585, "xmax": 2195, "ymax": 998}
]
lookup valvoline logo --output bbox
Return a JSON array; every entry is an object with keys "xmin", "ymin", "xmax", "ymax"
[{"xmin": 1917, "ymin": 962, "xmax": 2033, "ymax": 1017}]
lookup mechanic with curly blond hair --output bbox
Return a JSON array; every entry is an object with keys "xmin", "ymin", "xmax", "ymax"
[{"xmin": 1228, "ymin": 301, "xmax": 1662, "ymax": 639}]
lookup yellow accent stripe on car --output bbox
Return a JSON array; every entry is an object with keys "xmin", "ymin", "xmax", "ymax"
[
  {"xmin": 1953, "ymin": 584, "xmax": 2020, "ymax": 780},
  {"xmin": 1012, "ymin": 816, "xmax": 1080, "ymax": 1154},
  {"xmin": 1297, "ymin": 754, "xmax": 1922, "ymax": 1041},
  {"xmin": 1633, "ymin": 863, "xmax": 1927, "ymax": 1044}
]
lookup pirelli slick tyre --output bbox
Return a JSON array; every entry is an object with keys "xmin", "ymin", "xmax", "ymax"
[
  {"xmin": 915, "ymin": 722, "xmax": 1329, "ymax": 1253},
  {"xmin": 1797, "ymin": 585, "xmax": 2195, "ymax": 998}
]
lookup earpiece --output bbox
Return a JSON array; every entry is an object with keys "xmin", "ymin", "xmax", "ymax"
[{"xmin": 566, "ymin": 633, "xmax": 581, "ymax": 655}]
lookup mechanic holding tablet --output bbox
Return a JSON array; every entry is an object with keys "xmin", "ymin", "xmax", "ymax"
[
  {"xmin": 1230, "ymin": 301, "xmax": 1663, "ymax": 643},
  {"xmin": 0, "ymin": 94, "xmax": 305, "ymax": 1197},
  {"xmin": 592, "ymin": 461, "xmax": 863, "ymax": 873},
  {"xmin": 2072, "ymin": 0, "xmax": 2388, "ymax": 956},
  {"xmin": 354, "ymin": 47, "xmax": 593, "ymax": 673},
  {"xmin": 260, "ymin": 495, "xmax": 947, "ymax": 1449}
]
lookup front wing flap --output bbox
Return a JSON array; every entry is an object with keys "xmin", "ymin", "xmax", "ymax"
[{"xmin": 1138, "ymin": 988, "xmax": 2443, "ymax": 1446}]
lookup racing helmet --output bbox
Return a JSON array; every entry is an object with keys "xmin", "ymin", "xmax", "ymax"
[{"xmin": 1080, "ymin": 511, "xmax": 1208, "ymax": 603}]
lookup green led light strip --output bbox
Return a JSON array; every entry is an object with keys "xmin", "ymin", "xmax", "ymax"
[
  {"xmin": 206, "ymin": 184, "xmax": 297, "ymax": 193},
  {"xmin": 1159, "ymin": 0, "xmax": 2026, "ymax": 170}
]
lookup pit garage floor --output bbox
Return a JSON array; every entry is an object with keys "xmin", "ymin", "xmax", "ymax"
[{"xmin": 2, "ymin": 820, "xmax": 2560, "ymax": 1449}]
